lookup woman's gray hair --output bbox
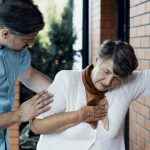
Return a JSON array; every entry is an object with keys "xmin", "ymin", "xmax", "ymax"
[{"xmin": 98, "ymin": 40, "xmax": 138, "ymax": 77}]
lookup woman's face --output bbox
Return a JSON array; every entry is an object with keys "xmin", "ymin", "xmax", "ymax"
[{"xmin": 91, "ymin": 58, "xmax": 122, "ymax": 92}]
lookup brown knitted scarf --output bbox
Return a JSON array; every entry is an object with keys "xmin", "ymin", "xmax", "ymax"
[{"xmin": 82, "ymin": 65, "xmax": 106, "ymax": 128}]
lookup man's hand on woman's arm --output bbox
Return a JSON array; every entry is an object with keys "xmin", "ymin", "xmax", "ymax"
[{"xmin": 0, "ymin": 91, "xmax": 53, "ymax": 128}]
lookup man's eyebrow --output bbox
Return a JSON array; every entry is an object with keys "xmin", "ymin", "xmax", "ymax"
[{"xmin": 22, "ymin": 38, "xmax": 34, "ymax": 41}]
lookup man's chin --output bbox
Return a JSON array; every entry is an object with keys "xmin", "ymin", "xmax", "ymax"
[{"xmin": 13, "ymin": 47, "xmax": 25, "ymax": 52}]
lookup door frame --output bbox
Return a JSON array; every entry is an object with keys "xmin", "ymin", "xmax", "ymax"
[{"xmin": 117, "ymin": 0, "xmax": 130, "ymax": 150}]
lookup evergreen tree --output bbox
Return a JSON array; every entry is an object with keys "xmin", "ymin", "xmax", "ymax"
[{"xmin": 47, "ymin": 0, "xmax": 76, "ymax": 79}]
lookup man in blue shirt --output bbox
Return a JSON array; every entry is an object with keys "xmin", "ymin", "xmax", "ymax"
[
  {"xmin": 0, "ymin": 0, "xmax": 53, "ymax": 149},
  {"xmin": 0, "ymin": 1, "xmax": 108, "ymax": 149}
]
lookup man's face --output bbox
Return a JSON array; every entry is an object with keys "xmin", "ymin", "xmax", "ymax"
[
  {"xmin": 0, "ymin": 28, "xmax": 37, "ymax": 51},
  {"xmin": 91, "ymin": 58, "xmax": 122, "ymax": 92}
]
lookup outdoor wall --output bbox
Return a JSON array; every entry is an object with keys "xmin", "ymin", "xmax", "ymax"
[
  {"xmin": 89, "ymin": 0, "xmax": 101, "ymax": 64},
  {"xmin": 100, "ymin": 0, "xmax": 118, "ymax": 42},
  {"xmin": 89, "ymin": 0, "xmax": 118, "ymax": 64},
  {"xmin": 129, "ymin": 0, "xmax": 150, "ymax": 150}
]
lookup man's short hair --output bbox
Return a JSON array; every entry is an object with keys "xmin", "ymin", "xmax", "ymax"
[
  {"xmin": 98, "ymin": 40, "xmax": 138, "ymax": 78},
  {"xmin": 0, "ymin": 0, "xmax": 44, "ymax": 34}
]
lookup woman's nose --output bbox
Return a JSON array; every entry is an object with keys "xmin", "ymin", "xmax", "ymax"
[{"xmin": 104, "ymin": 75, "xmax": 113, "ymax": 86}]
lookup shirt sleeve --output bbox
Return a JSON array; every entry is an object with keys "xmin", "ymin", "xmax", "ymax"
[
  {"xmin": 18, "ymin": 49, "xmax": 31, "ymax": 76},
  {"xmin": 37, "ymin": 70, "xmax": 67, "ymax": 119}
]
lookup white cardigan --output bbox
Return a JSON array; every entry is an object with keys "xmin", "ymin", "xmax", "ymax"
[{"xmin": 36, "ymin": 70, "xmax": 150, "ymax": 150}]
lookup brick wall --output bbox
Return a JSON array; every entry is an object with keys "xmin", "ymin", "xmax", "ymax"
[
  {"xmin": 89, "ymin": 0, "xmax": 101, "ymax": 63},
  {"xmin": 8, "ymin": 81, "xmax": 20, "ymax": 150},
  {"xmin": 100, "ymin": 0, "xmax": 118, "ymax": 42},
  {"xmin": 130, "ymin": 0, "xmax": 150, "ymax": 150},
  {"xmin": 89, "ymin": 0, "xmax": 118, "ymax": 63}
]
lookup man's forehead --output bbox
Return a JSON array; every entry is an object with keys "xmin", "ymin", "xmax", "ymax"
[
  {"xmin": 22, "ymin": 32, "xmax": 37, "ymax": 37},
  {"xmin": 20, "ymin": 32, "xmax": 37, "ymax": 40}
]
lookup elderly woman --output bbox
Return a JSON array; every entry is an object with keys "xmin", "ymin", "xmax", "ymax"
[{"xmin": 31, "ymin": 40, "xmax": 148, "ymax": 150}]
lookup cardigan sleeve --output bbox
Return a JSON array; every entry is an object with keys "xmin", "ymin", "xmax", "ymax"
[
  {"xmin": 122, "ymin": 70, "xmax": 150, "ymax": 101},
  {"xmin": 98, "ymin": 70, "xmax": 150, "ymax": 138},
  {"xmin": 98, "ymin": 88, "xmax": 129, "ymax": 138}
]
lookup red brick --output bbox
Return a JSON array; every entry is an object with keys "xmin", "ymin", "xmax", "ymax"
[
  {"xmin": 144, "ymin": 97, "xmax": 150, "ymax": 107},
  {"xmin": 145, "ymin": 1, "xmax": 150, "ymax": 13},
  {"xmin": 140, "ymin": 37, "xmax": 150, "ymax": 48},
  {"xmin": 145, "ymin": 119, "xmax": 150, "ymax": 131},
  {"xmin": 135, "ymin": 49, "xmax": 150, "ymax": 60},
  {"xmin": 144, "ymin": 25, "xmax": 150, "ymax": 36},
  {"xmin": 145, "ymin": 142, "xmax": 150, "ymax": 150},
  {"xmin": 130, "ymin": 18, "xmax": 134, "ymax": 27},
  {"xmin": 136, "ymin": 114, "xmax": 145, "ymax": 127},
  {"xmin": 130, "ymin": 141, "xmax": 134, "ymax": 150},
  {"xmin": 138, "ymin": 60, "xmax": 150, "ymax": 70},
  {"xmin": 134, "ymin": 102, "xmax": 150, "ymax": 119},
  {"xmin": 136, "ymin": 136, "xmax": 145, "ymax": 150},
  {"xmin": 130, "ymin": 37, "xmax": 141, "ymax": 48},
  {"xmin": 141, "ymin": 128, "xmax": 150, "ymax": 142}
]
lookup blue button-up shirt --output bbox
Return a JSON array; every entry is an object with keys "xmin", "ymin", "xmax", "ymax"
[{"xmin": 0, "ymin": 46, "xmax": 31, "ymax": 150}]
